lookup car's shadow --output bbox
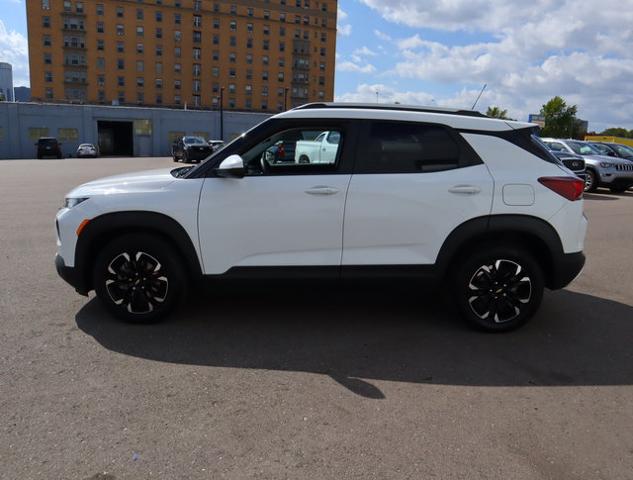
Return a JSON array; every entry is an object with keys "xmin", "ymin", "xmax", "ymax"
[{"xmin": 76, "ymin": 283, "xmax": 633, "ymax": 399}]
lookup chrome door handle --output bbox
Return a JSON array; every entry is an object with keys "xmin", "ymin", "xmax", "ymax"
[
  {"xmin": 448, "ymin": 185, "xmax": 481, "ymax": 195},
  {"xmin": 305, "ymin": 186, "xmax": 339, "ymax": 195}
]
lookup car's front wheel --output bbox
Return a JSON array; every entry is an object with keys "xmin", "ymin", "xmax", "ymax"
[
  {"xmin": 93, "ymin": 234, "xmax": 186, "ymax": 323},
  {"xmin": 452, "ymin": 245, "xmax": 544, "ymax": 332},
  {"xmin": 584, "ymin": 169, "xmax": 598, "ymax": 192}
]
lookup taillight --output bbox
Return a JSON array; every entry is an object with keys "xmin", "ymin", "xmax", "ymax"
[{"xmin": 538, "ymin": 176, "xmax": 584, "ymax": 201}]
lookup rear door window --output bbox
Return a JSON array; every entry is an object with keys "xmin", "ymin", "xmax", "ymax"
[{"xmin": 357, "ymin": 121, "xmax": 476, "ymax": 174}]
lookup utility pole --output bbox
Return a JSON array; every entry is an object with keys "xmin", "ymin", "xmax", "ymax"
[
  {"xmin": 219, "ymin": 87, "xmax": 224, "ymax": 141},
  {"xmin": 284, "ymin": 88, "xmax": 289, "ymax": 110},
  {"xmin": 376, "ymin": 90, "xmax": 380, "ymax": 103}
]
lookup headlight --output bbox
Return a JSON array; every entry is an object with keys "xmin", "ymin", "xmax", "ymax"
[
  {"xmin": 64, "ymin": 197, "xmax": 89, "ymax": 209},
  {"xmin": 599, "ymin": 162, "xmax": 613, "ymax": 168}
]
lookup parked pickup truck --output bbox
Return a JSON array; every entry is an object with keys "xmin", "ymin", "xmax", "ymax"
[{"xmin": 294, "ymin": 131, "xmax": 341, "ymax": 164}]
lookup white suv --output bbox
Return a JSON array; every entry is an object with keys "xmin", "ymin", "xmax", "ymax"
[{"xmin": 55, "ymin": 104, "xmax": 587, "ymax": 332}]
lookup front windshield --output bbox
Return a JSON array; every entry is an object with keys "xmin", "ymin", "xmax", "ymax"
[
  {"xmin": 567, "ymin": 141, "xmax": 599, "ymax": 156},
  {"xmin": 590, "ymin": 143, "xmax": 611, "ymax": 155},
  {"xmin": 184, "ymin": 136, "xmax": 205, "ymax": 144},
  {"xmin": 613, "ymin": 144, "xmax": 633, "ymax": 158}
]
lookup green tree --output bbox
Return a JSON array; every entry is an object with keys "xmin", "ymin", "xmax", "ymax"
[
  {"xmin": 540, "ymin": 96, "xmax": 578, "ymax": 138},
  {"xmin": 486, "ymin": 106, "xmax": 511, "ymax": 119},
  {"xmin": 599, "ymin": 127, "xmax": 631, "ymax": 138},
  {"xmin": 0, "ymin": 92, "xmax": 5, "ymax": 102}
]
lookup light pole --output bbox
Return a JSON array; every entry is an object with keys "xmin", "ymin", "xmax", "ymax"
[
  {"xmin": 219, "ymin": 87, "xmax": 224, "ymax": 141},
  {"xmin": 376, "ymin": 90, "xmax": 379, "ymax": 103}
]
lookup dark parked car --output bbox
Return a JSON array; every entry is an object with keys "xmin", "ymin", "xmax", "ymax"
[
  {"xmin": 588, "ymin": 142, "xmax": 633, "ymax": 161},
  {"xmin": 552, "ymin": 151, "xmax": 586, "ymax": 182},
  {"xmin": 208, "ymin": 140, "xmax": 225, "ymax": 152},
  {"xmin": 36, "ymin": 137, "xmax": 62, "ymax": 159},
  {"xmin": 172, "ymin": 136, "xmax": 213, "ymax": 163}
]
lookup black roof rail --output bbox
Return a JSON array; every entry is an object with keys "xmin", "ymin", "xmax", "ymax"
[{"xmin": 292, "ymin": 102, "xmax": 488, "ymax": 118}]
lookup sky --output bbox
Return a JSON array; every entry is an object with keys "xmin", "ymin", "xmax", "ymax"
[{"xmin": 2, "ymin": 0, "xmax": 633, "ymax": 131}]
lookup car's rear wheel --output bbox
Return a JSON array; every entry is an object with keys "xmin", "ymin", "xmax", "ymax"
[
  {"xmin": 452, "ymin": 245, "xmax": 544, "ymax": 332},
  {"xmin": 298, "ymin": 155, "xmax": 310, "ymax": 164},
  {"xmin": 610, "ymin": 186, "xmax": 630, "ymax": 194},
  {"xmin": 584, "ymin": 169, "xmax": 597, "ymax": 192},
  {"xmin": 93, "ymin": 234, "xmax": 186, "ymax": 323}
]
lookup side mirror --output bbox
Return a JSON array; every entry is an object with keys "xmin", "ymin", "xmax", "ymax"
[{"xmin": 215, "ymin": 154, "xmax": 245, "ymax": 178}]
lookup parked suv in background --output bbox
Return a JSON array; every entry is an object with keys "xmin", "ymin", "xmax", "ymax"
[
  {"xmin": 542, "ymin": 138, "xmax": 633, "ymax": 193},
  {"xmin": 55, "ymin": 103, "xmax": 587, "ymax": 332},
  {"xmin": 588, "ymin": 141, "xmax": 633, "ymax": 161},
  {"xmin": 36, "ymin": 137, "xmax": 63, "ymax": 159},
  {"xmin": 172, "ymin": 136, "xmax": 213, "ymax": 163}
]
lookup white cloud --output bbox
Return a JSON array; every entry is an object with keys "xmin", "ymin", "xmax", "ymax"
[
  {"xmin": 374, "ymin": 30, "xmax": 392, "ymax": 42},
  {"xmin": 348, "ymin": 0, "xmax": 633, "ymax": 129},
  {"xmin": 337, "ymin": 61, "xmax": 377, "ymax": 74},
  {"xmin": 337, "ymin": 6, "xmax": 352, "ymax": 36},
  {"xmin": 353, "ymin": 46, "xmax": 378, "ymax": 57},
  {"xmin": 0, "ymin": 19, "xmax": 29, "ymax": 87}
]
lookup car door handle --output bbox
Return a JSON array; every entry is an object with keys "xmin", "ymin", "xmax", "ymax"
[
  {"xmin": 305, "ymin": 186, "xmax": 339, "ymax": 195},
  {"xmin": 448, "ymin": 185, "xmax": 481, "ymax": 195}
]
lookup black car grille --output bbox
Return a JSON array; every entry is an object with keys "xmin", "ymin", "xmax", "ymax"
[
  {"xmin": 616, "ymin": 163, "xmax": 633, "ymax": 172},
  {"xmin": 562, "ymin": 159, "xmax": 585, "ymax": 172}
]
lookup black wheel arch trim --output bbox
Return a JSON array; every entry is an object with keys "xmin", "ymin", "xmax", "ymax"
[
  {"xmin": 73, "ymin": 211, "xmax": 202, "ymax": 293},
  {"xmin": 435, "ymin": 214, "xmax": 580, "ymax": 289}
]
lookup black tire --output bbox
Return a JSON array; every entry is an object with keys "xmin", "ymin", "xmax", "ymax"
[
  {"xmin": 452, "ymin": 245, "xmax": 544, "ymax": 332},
  {"xmin": 298, "ymin": 155, "xmax": 310, "ymax": 164},
  {"xmin": 584, "ymin": 169, "xmax": 598, "ymax": 193},
  {"xmin": 93, "ymin": 233, "xmax": 186, "ymax": 323},
  {"xmin": 173, "ymin": 154, "xmax": 179, "ymax": 162},
  {"xmin": 610, "ymin": 186, "xmax": 629, "ymax": 194}
]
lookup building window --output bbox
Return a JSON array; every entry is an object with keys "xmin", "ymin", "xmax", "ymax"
[
  {"xmin": 96, "ymin": 3, "xmax": 104, "ymax": 15},
  {"xmin": 174, "ymin": 80, "xmax": 181, "ymax": 90},
  {"xmin": 174, "ymin": 13, "xmax": 181, "ymax": 24},
  {"xmin": 136, "ymin": 9, "xmax": 143, "ymax": 20},
  {"xmin": 97, "ymin": 39, "xmax": 104, "ymax": 50},
  {"xmin": 136, "ymin": 26, "xmax": 144, "ymax": 37},
  {"xmin": 156, "ymin": 11, "xmax": 163, "ymax": 22},
  {"xmin": 174, "ymin": 31, "xmax": 182, "ymax": 42},
  {"xmin": 156, "ymin": 62, "xmax": 163, "ymax": 74},
  {"xmin": 136, "ymin": 60, "xmax": 144, "ymax": 72},
  {"xmin": 118, "ymin": 76, "xmax": 125, "ymax": 87},
  {"xmin": 116, "ymin": 24, "xmax": 124, "ymax": 36},
  {"xmin": 45, "ymin": 71, "xmax": 53, "ymax": 82},
  {"xmin": 228, "ymin": 83, "xmax": 236, "ymax": 94},
  {"xmin": 43, "ymin": 35, "xmax": 51, "ymax": 46},
  {"xmin": 44, "ymin": 53, "xmax": 52, "ymax": 64},
  {"xmin": 117, "ymin": 42, "xmax": 124, "ymax": 53},
  {"xmin": 117, "ymin": 59, "xmax": 124, "ymax": 69},
  {"xmin": 174, "ymin": 63, "xmax": 181, "ymax": 73},
  {"xmin": 116, "ymin": 6, "xmax": 124, "ymax": 17},
  {"xmin": 42, "ymin": 0, "xmax": 50, "ymax": 10},
  {"xmin": 193, "ymin": 64, "xmax": 201, "ymax": 76},
  {"xmin": 42, "ymin": 16, "xmax": 50, "ymax": 27},
  {"xmin": 193, "ymin": 15, "xmax": 201, "ymax": 27},
  {"xmin": 156, "ymin": 28, "xmax": 163, "ymax": 38},
  {"xmin": 136, "ymin": 43, "xmax": 144, "ymax": 54},
  {"xmin": 97, "ymin": 22, "xmax": 104, "ymax": 33},
  {"xmin": 136, "ymin": 77, "xmax": 144, "ymax": 87}
]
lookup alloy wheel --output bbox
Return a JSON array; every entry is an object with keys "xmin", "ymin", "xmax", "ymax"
[
  {"xmin": 467, "ymin": 259, "xmax": 532, "ymax": 324},
  {"xmin": 105, "ymin": 251, "xmax": 169, "ymax": 314}
]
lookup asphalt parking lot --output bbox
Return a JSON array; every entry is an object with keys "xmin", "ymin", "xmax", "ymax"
[{"xmin": 1, "ymin": 157, "xmax": 632, "ymax": 480}]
